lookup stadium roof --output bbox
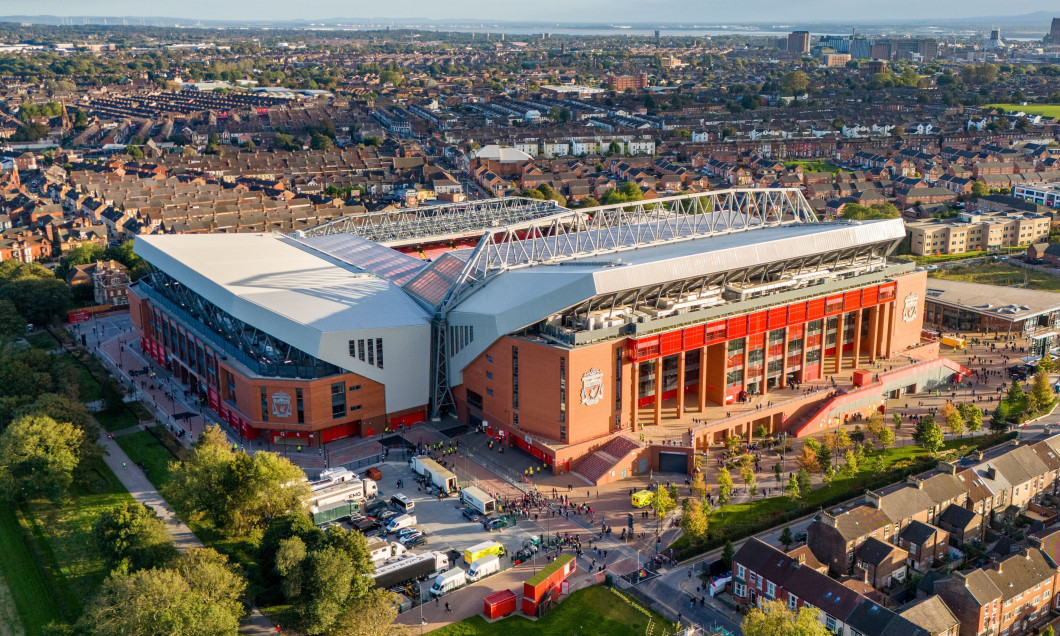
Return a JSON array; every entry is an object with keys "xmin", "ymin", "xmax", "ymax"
[{"xmin": 135, "ymin": 233, "xmax": 430, "ymax": 338}]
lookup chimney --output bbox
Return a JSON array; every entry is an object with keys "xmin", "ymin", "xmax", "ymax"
[
  {"xmin": 821, "ymin": 511, "xmax": 839, "ymax": 528},
  {"xmin": 865, "ymin": 490, "xmax": 882, "ymax": 509},
  {"xmin": 986, "ymin": 465, "xmax": 997, "ymax": 480},
  {"xmin": 797, "ymin": 553, "xmax": 806, "ymax": 565},
  {"xmin": 907, "ymin": 476, "xmax": 923, "ymax": 489},
  {"xmin": 939, "ymin": 462, "xmax": 958, "ymax": 475}
]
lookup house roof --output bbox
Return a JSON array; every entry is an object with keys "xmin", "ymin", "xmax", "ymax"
[
  {"xmin": 899, "ymin": 596, "xmax": 960, "ymax": 635},
  {"xmin": 899, "ymin": 520, "xmax": 943, "ymax": 546},
  {"xmin": 856, "ymin": 537, "xmax": 907, "ymax": 566},
  {"xmin": 939, "ymin": 503, "xmax": 980, "ymax": 531}
]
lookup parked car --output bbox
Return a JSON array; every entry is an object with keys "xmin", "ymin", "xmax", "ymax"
[
  {"xmin": 462, "ymin": 507, "xmax": 481, "ymax": 522},
  {"xmin": 375, "ymin": 509, "xmax": 399, "ymax": 523},
  {"xmin": 482, "ymin": 517, "xmax": 506, "ymax": 531},
  {"xmin": 397, "ymin": 526, "xmax": 421, "ymax": 540},
  {"xmin": 399, "ymin": 532, "xmax": 427, "ymax": 547},
  {"xmin": 351, "ymin": 517, "xmax": 381, "ymax": 533}
]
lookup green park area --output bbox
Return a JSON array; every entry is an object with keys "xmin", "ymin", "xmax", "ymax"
[
  {"xmin": 783, "ymin": 160, "xmax": 841, "ymax": 173},
  {"xmin": 986, "ymin": 103, "xmax": 1060, "ymax": 118},
  {"xmin": 429, "ymin": 585, "xmax": 669, "ymax": 636},
  {"xmin": 929, "ymin": 262, "xmax": 1060, "ymax": 292}
]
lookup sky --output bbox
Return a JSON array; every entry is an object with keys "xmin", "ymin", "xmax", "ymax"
[{"xmin": 5, "ymin": 1, "xmax": 1058, "ymax": 24}]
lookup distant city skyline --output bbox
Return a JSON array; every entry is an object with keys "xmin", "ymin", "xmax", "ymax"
[{"xmin": 3, "ymin": 1, "xmax": 1058, "ymax": 25}]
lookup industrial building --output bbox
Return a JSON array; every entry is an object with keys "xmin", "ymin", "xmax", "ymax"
[{"xmin": 128, "ymin": 189, "xmax": 929, "ymax": 477}]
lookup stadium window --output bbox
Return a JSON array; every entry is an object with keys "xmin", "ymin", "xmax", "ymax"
[
  {"xmin": 349, "ymin": 405, "xmax": 362, "ymax": 412},
  {"xmin": 349, "ymin": 340, "xmax": 357, "ymax": 357},
  {"xmin": 487, "ymin": 388, "xmax": 494, "ymax": 397},
  {"xmin": 615, "ymin": 347, "xmax": 623, "ymax": 411},
  {"xmin": 357, "ymin": 339, "xmax": 366, "ymax": 362},
  {"xmin": 331, "ymin": 382, "xmax": 346, "ymax": 418},
  {"xmin": 349, "ymin": 385, "xmax": 361, "ymax": 391},
  {"xmin": 296, "ymin": 388, "xmax": 304, "ymax": 424},
  {"xmin": 512, "ymin": 346, "xmax": 519, "ymax": 410},
  {"xmin": 375, "ymin": 338, "xmax": 384, "ymax": 369},
  {"xmin": 367, "ymin": 341, "xmax": 375, "ymax": 366},
  {"xmin": 260, "ymin": 387, "xmax": 269, "ymax": 423}
]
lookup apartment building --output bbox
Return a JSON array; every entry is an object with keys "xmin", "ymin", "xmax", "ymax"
[
  {"xmin": 905, "ymin": 211, "xmax": 1051, "ymax": 256},
  {"xmin": 935, "ymin": 548, "xmax": 1058, "ymax": 636}
]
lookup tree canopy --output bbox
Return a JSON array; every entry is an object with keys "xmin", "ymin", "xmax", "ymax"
[
  {"xmin": 0, "ymin": 413, "xmax": 82, "ymax": 501},
  {"xmin": 840, "ymin": 202, "xmax": 901, "ymax": 220}
]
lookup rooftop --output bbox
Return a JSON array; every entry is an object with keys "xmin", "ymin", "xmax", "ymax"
[{"xmin": 924, "ymin": 278, "xmax": 1060, "ymax": 322}]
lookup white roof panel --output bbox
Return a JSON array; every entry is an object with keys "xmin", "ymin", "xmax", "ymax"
[{"xmin": 135, "ymin": 233, "xmax": 430, "ymax": 336}]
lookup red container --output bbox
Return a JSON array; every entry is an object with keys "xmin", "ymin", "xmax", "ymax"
[
  {"xmin": 483, "ymin": 590, "xmax": 517, "ymax": 620},
  {"xmin": 523, "ymin": 554, "xmax": 576, "ymax": 603}
]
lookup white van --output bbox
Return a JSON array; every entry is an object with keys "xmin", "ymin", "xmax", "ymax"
[
  {"xmin": 385, "ymin": 514, "xmax": 418, "ymax": 533},
  {"xmin": 468, "ymin": 554, "xmax": 501, "ymax": 582},
  {"xmin": 429, "ymin": 568, "xmax": 467, "ymax": 596},
  {"xmin": 390, "ymin": 494, "xmax": 415, "ymax": 514}
]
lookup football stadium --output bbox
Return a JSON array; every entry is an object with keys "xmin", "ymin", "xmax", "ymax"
[{"xmin": 129, "ymin": 188, "xmax": 937, "ymax": 480}]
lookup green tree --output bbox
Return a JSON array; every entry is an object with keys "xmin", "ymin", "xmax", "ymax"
[
  {"xmin": 680, "ymin": 496, "xmax": 709, "ymax": 540},
  {"xmin": 310, "ymin": 132, "xmax": 333, "ymax": 151},
  {"xmin": 0, "ymin": 414, "xmax": 82, "ymax": 501},
  {"xmin": 721, "ymin": 540, "xmax": 735, "ymax": 567},
  {"xmin": 841, "ymin": 449, "xmax": 860, "ymax": 478},
  {"xmin": 822, "ymin": 464, "xmax": 836, "ymax": 486},
  {"xmin": 971, "ymin": 181, "xmax": 989, "ymax": 198},
  {"xmin": 1039, "ymin": 352, "xmax": 1056, "ymax": 374},
  {"xmin": 991, "ymin": 403, "xmax": 1010, "ymax": 433},
  {"xmin": 0, "ymin": 299, "xmax": 27, "ymax": 345},
  {"xmin": 915, "ymin": 416, "xmax": 945, "ymax": 455},
  {"xmin": 79, "ymin": 548, "xmax": 246, "ymax": 635},
  {"xmin": 785, "ymin": 473, "xmax": 801, "ymax": 502},
  {"xmin": 655, "ymin": 483, "xmax": 677, "ymax": 519},
  {"xmin": 743, "ymin": 600, "xmax": 830, "ymax": 636},
  {"xmin": 690, "ymin": 470, "xmax": 707, "ymax": 500},
  {"xmin": 781, "ymin": 71, "xmax": 809, "ymax": 96},
  {"xmin": 840, "ymin": 202, "xmax": 901, "ymax": 220},
  {"xmin": 740, "ymin": 464, "xmax": 757, "ymax": 500},
  {"xmin": 93, "ymin": 502, "xmax": 178, "ymax": 573},
  {"xmin": 328, "ymin": 589, "xmax": 403, "ymax": 636},
  {"xmin": 779, "ymin": 527, "xmax": 794, "ymax": 550},
  {"xmin": 300, "ymin": 546, "xmax": 355, "ymax": 634},
  {"xmin": 1031, "ymin": 369, "xmax": 1055, "ymax": 413},
  {"xmin": 275, "ymin": 535, "xmax": 308, "ymax": 599},
  {"xmin": 125, "ymin": 144, "xmax": 144, "ymax": 160},
  {"xmin": 960, "ymin": 402, "xmax": 983, "ymax": 435},
  {"xmin": 942, "ymin": 402, "xmax": 965, "ymax": 437},
  {"xmin": 797, "ymin": 468, "xmax": 812, "ymax": 494},
  {"xmin": 717, "ymin": 466, "xmax": 733, "ymax": 505},
  {"xmin": 0, "ymin": 274, "xmax": 71, "ymax": 327}
]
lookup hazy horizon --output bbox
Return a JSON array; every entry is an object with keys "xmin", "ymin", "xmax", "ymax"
[{"xmin": 5, "ymin": 1, "xmax": 1058, "ymax": 25}]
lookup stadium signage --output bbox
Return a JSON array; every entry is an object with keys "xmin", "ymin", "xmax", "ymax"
[
  {"xmin": 580, "ymin": 368, "xmax": 604, "ymax": 406},
  {"xmin": 271, "ymin": 391, "xmax": 293, "ymax": 418},
  {"xmin": 902, "ymin": 292, "xmax": 919, "ymax": 323}
]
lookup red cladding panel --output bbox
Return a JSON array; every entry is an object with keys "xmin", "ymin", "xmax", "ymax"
[
  {"xmin": 768, "ymin": 307, "xmax": 787, "ymax": 328},
  {"xmin": 727, "ymin": 317, "xmax": 747, "ymax": 338}
]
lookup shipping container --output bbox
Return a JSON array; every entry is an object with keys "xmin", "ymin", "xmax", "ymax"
[
  {"xmin": 522, "ymin": 554, "xmax": 575, "ymax": 615},
  {"xmin": 411, "ymin": 456, "xmax": 458, "ymax": 493},
  {"xmin": 483, "ymin": 589, "xmax": 517, "ymax": 620},
  {"xmin": 460, "ymin": 486, "xmax": 496, "ymax": 515}
]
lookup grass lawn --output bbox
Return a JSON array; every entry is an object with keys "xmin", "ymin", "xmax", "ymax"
[
  {"xmin": 985, "ymin": 103, "xmax": 1060, "ymax": 118},
  {"xmin": 783, "ymin": 160, "xmax": 840, "ymax": 173},
  {"xmin": 0, "ymin": 454, "xmax": 134, "ymax": 634},
  {"xmin": 0, "ymin": 503, "xmax": 61, "ymax": 634},
  {"xmin": 929, "ymin": 262, "xmax": 1060, "ymax": 292},
  {"xmin": 115, "ymin": 428, "xmax": 183, "ymax": 486},
  {"xmin": 24, "ymin": 331, "xmax": 60, "ymax": 350},
  {"xmin": 95, "ymin": 407, "xmax": 139, "ymax": 432},
  {"xmin": 429, "ymin": 586, "xmax": 668, "ymax": 636}
]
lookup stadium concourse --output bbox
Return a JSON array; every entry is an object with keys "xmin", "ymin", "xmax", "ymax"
[{"xmin": 125, "ymin": 188, "xmax": 955, "ymax": 484}]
